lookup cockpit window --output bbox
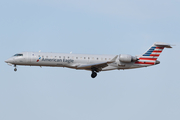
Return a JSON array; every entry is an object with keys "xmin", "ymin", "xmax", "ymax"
[{"xmin": 14, "ymin": 54, "xmax": 23, "ymax": 56}]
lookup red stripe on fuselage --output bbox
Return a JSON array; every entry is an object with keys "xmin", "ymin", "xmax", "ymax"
[
  {"xmin": 139, "ymin": 58, "xmax": 157, "ymax": 60},
  {"xmin": 135, "ymin": 61, "xmax": 155, "ymax": 65}
]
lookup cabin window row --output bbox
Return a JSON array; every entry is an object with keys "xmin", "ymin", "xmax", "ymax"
[{"xmin": 37, "ymin": 55, "xmax": 111, "ymax": 60}]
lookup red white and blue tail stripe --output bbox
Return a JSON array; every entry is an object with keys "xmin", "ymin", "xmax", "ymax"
[
  {"xmin": 142, "ymin": 46, "xmax": 164, "ymax": 58},
  {"xmin": 135, "ymin": 42, "xmax": 172, "ymax": 65}
]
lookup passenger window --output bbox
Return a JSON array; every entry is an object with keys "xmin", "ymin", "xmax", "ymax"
[
  {"xmin": 84, "ymin": 57, "xmax": 86, "ymax": 59},
  {"xmin": 76, "ymin": 57, "xmax": 78, "ymax": 59},
  {"xmin": 46, "ymin": 56, "xmax": 48, "ymax": 58},
  {"xmin": 42, "ymin": 56, "xmax": 44, "ymax": 58},
  {"xmin": 88, "ymin": 57, "xmax": 90, "ymax": 59},
  {"xmin": 38, "ymin": 55, "xmax": 40, "ymax": 57},
  {"xmin": 105, "ymin": 58, "xmax": 107, "ymax": 60},
  {"xmin": 97, "ymin": 58, "xmax": 98, "ymax": 60},
  {"xmin": 59, "ymin": 56, "xmax": 61, "ymax": 58},
  {"xmin": 109, "ymin": 58, "xmax": 111, "ymax": 60}
]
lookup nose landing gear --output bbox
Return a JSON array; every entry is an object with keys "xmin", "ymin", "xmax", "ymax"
[{"xmin": 14, "ymin": 65, "xmax": 17, "ymax": 72}]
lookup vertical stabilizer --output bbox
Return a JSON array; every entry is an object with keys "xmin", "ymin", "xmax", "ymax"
[{"xmin": 135, "ymin": 42, "xmax": 172, "ymax": 65}]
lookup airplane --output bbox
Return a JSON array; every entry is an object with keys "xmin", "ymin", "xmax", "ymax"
[{"xmin": 5, "ymin": 42, "xmax": 173, "ymax": 78}]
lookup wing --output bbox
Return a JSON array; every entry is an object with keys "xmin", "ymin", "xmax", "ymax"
[{"xmin": 76, "ymin": 55, "xmax": 118, "ymax": 71}]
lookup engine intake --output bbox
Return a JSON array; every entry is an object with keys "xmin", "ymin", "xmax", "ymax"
[{"xmin": 119, "ymin": 54, "xmax": 138, "ymax": 63}]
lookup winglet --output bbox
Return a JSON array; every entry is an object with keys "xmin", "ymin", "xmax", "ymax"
[{"xmin": 108, "ymin": 55, "xmax": 118, "ymax": 63}]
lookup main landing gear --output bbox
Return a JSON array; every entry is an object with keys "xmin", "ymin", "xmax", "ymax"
[
  {"xmin": 91, "ymin": 71, "xmax": 97, "ymax": 78},
  {"xmin": 14, "ymin": 65, "xmax": 17, "ymax": 72},
  {"xmin": 91, "ymin": 67, "xmax": 99, "ymax": 78}
]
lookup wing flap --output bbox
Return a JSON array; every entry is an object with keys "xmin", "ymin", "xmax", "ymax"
[{"xmin": 77, "ymin": 62, "xmax": 108, "ymax": 69}]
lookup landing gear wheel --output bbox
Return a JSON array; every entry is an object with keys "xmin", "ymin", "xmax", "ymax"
[
  {"xmin": 91, "ymin": 72, "xmax": 97, "ymax": 78},
  {"xmin": 14, "ymin": 68, "xmax": 17, "ymax": 72}
]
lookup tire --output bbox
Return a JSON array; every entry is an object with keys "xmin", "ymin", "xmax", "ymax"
[{"xmin": 91, "ymin": 72, "xmax": 97, "ymax": 78}]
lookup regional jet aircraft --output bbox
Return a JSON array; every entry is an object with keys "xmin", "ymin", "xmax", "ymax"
[{"xmin": 5, "ymin": 42, "xmax": 173, "ymax": 78}]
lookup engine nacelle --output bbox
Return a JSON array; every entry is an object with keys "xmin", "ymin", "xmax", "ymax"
[{"xmin": 119, "ymin": 54, "xmax": 138, "ymax": 63}]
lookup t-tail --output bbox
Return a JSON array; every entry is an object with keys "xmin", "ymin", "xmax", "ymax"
[{"xmin": 135, "ymin": 42, "xmax": 173, "ymax": 65}]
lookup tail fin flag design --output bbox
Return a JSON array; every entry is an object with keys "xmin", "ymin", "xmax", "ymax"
[
  {"xmin": 142, "ymin": 46, "xmax": 164, "ymax": 59},
  {"xmin": 135, "ymin": 42, "xmax": 172, "ymax": 65}
]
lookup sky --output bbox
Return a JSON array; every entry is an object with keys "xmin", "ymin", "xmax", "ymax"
[{"xmin": 0, "ymin": 0, "xmax": 180, "ymax": 120}]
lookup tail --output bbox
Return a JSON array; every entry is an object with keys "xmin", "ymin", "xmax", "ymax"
[{"xmin": 135, "ymin": 42, "xmax": 173, "ymax": 65}]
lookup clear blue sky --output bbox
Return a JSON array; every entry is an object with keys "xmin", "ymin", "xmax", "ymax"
[{"xmin": 0, "ymin": 0, "xmax": 180, "ymax": 120}]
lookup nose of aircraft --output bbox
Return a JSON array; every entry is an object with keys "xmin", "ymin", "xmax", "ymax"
[{"xmin": 5, "ymin": 58, "xmax": 14, "ymax": 63}]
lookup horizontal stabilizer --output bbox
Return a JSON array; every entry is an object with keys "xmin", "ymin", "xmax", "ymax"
[{"xmin": 154, "ymin": 42, "xmax": 173, "ymax": 48}]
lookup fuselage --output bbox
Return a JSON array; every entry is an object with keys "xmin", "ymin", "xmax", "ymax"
[{"xmin": 5, "ymin": 52, "xmax": 153, "ymax": 71}]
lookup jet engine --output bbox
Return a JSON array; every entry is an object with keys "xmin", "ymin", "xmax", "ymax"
[{"xmin": 119, "ymin": 54, "xmax": 138, "ymax": 63}]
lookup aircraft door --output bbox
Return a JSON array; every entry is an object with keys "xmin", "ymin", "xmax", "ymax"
[
  {"xmin": 26, "ymin": 52, "xmax": 31, "ymax": 63},
  {"xmin": 31, "ymin": 52, "xmax": 37, "ymax": 63}
]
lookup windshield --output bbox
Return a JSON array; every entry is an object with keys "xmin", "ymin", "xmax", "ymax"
[{"xmin": 14, "ymin": 54, "xmax": 23, "ymax": 56}]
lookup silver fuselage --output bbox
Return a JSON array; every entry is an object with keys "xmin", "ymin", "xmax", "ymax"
[{"xmin": 5, "ymin": 52, "xmax": 155, "ymax": 71}]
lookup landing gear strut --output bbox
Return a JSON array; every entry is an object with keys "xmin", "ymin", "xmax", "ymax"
[
  {"xmin": 91, "ymin": 72, "xmax": 97, "ymax": 78},
  {"xmin": 14, "ymin": 65, "xmax": 17, "ymax": 72},
  {"xmin": 91, "ymin": 67, "xmax": 100, "ymax": 78}
]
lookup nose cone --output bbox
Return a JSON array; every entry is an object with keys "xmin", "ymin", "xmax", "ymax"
[{"xmin": 5, "ymin": 58, "xmax": 14, "ymax": 63}]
